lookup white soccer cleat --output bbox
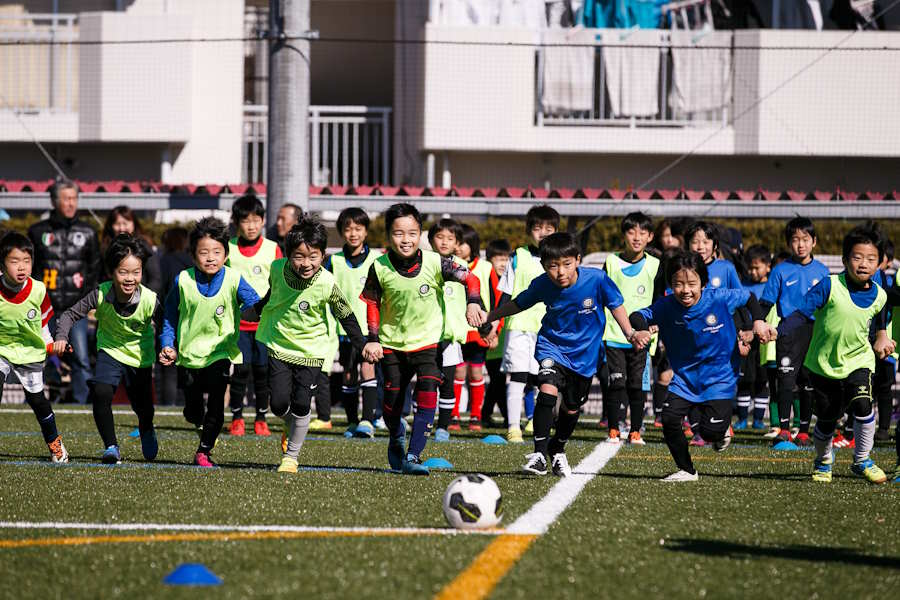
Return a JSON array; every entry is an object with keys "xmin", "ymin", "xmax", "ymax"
[
  {"xmin": 550, "ymin": 453, "xmax": 572, "ymax": 477},
  {"xmin": 522, "ymin": 452, "xmax": 548, "ymax": 475},
  {"xmin": 662, "ymin": 469, "xmax": 699, "ymax": 482}
]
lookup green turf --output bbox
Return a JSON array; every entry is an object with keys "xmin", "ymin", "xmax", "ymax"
[{"xmin": 0, "ymin": 409, "xmax": 897, "ymax": 599}]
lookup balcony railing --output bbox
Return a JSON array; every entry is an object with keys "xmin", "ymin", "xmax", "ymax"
[
  {"xmin": 0, "ymin": 13, "xmax": 78, "ymax": 113},
  {"xmin": 243, "ymin": 105, "xmax": 393, "ymax": 186}
]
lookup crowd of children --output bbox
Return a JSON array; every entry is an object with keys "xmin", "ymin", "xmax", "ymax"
[{"xmin": 0, "ymin": 199, "xmax": 898, "ymax": 484}]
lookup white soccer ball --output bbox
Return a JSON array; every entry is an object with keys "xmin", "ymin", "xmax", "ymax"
[{"xmin": 442, "ymin": 474, "xmax": 503, "ymax": 530}]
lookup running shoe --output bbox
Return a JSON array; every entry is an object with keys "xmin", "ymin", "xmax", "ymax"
[
  {"xmin": 507, "ymin": 426, "xmax": 524, "ymax": 444},
  {"xmin": 194, "ymin": 452, "xmax": 216, "ymax": 468},
  {"xmin": 713, "ymin": 427, "xmax": 733, "ymax": 452},
  {"xmin": 689, "ymin": 434, "xmax": 706, "ymax": 447},
  {"xmin": 434, "ymin": 428, "xmax": 451, "ymax": 443},
  {"xmin": 401, "ymin": 453, "xmax": 430, "ymax": 476},
  {"xmin": 628, "ymin": 431, "xmax": 646, "ymax": 446},
  {"xmin": 763, "ymin": 427, "xmax": 781, "ymax": 439},
  {"xmin": 551, "ymin": 453, "xmax": 572, "ymax": 477},
  {"xmin": 277, "ymin": 456, "xmax": 298, "ymax": 473},
  {"xmin": 812, "ymin": 451, "xmax": 834, "ymax": 483},
  {"xmin": 662, "ymin": 470, "xmax": 698, "ymax": 482},
  {"xmin": 48, "ymin": 435, "xmax": 68, "ymax": 463},
  {"xmin": 850, "ymin": 458, "xmax": 887, "ymax": 484},
  {"xmin": 522, "ymin": 452, "xmax": 548, "ymax": 476},
  {"xmin": 229, "ymin": 418, "xmax": 245, "ymax": 436},
  {"xmin": 309, "ymin": 419, "xmax": 332, "ymax": 431},
  {"xmin": 733, "ymin": 418, "xmax": 748, "ymax": 431},
  {"xmin": 794, "ymin": 432, "xmax": 812, "ymax": 447},
  {"xmin": 354, "ymin": 420, "xmax": 375, "ymax": 439},
  {"xmin": 140, "ymin": 428, "xmax": 159, "ymax": 461},
  {"xmin": 607, "ymin": 428, "xmax": 622, "ymax": 445},
  {"xmin": 102, "ymin": 445, "xmax": 121, "ymax": 465},
  {"xmin": 524, "ymin": 419, "xmax": 534, "ymax": 434},
  {"xmin": 254, "ymin": 420, "xmax": 271, "ymax": 437}
]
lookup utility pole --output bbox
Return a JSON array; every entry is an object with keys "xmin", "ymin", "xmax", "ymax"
[{"xmin": 266, "ymin": 0, "xmax": 315, "ymax": 227}]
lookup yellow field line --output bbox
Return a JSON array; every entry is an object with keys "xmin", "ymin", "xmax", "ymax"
[{"xmin": 434, "ymin": 534, "xmax": 538, "ymax": 600}]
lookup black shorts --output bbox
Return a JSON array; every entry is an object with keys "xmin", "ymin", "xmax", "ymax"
[
  {"xmin": 775, "ymin": 321, "xmax": 813, "ymax": 389},
  {"xmin": 652, "ymin": 344, "xmax": 671, "ymax": 373},
  {"xmin": 808, "ymin": 368, "xmax": 873, "ymax": 424},
  {"xmin": 90, "ymin": 349, "xmax": 152, "ymax": 389},
  {"xmin": 461, "ymin": 341, "xmax": 487, "ymax": 366},
  {"xmin": 537, "ymin": 358, "xmax": 592, "ymax": 411},
  {"xmin": 606, "ymin": 346, "xmax": 647, "ymax": 391},
  {"xmin": 662, "ymin": 392, "xmax": 732, "ymax": 441}
]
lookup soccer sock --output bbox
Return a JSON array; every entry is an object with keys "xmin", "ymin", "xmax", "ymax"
[
  {"xmin": 315, "ymin": 372, "xmax": 331, "ymax": 422},
  {"xmin": 627, "ymin": 388, "xmax": 645, "ymax": 433},
  {"xmin": 90, "ymin": 383, "xmax": 118, "ymax": 448},
  {"xmin": 652, "ymin": 383, "xmax": 668, "ymax": 417},
  {"xmin": 662, "ymin": 414, "xmax": 695, "ymax": 474},
  {"xmin": 523, "ymin": 387, "xmax": 535, "ymax": 420},
  {"xmin": 792, "ymin": 398, "xmax": 801, "ymax": 428},
  {"xmin": 408, "ymin": 390, "xmax": 437, "ymax": 458},
  {"xmin": 533, "ymin": 392, "xmax": 556, "ymax": 455},
  {"xmin": 777, "ymin": 387, "xmax": 793, "ymax": 432},
  {"xmin": 813, "ymin": 424, "xmax": 834, "ymax": 462},
  {"xmin": 736, "ymin": 395, "xmax": 751, "ymax": 421},
  {"xmin": 852, "ymin": 411, "xmax": 876, "ymax": 464},
  {"xmin": 798, "ymin": 388, "xmax": 812, "ymax": 434},
  {"xmin": 252, "ymin": 363, "xmax": 270, "ymax": 421},
  {"xmin": 606, "ymin": 388, "xmax": 625, "ymax": 432},
  {"xmin": 506, "ymin": 379, "xmax": 526, "ymax": 429},
  {"xmin": 549, "ymin": 409, "xmax": 579, "ymax": 456},
  {"xmin": 360, "ymin": 379, "xmax": 378, "ymax": 423},
  {"xmin": 468, "ymin": 378, "xmax": 485, "ymax": 421},
  {"xmin": 24, "ymin": 390, "xmax": 59, "ymax": 443},
  {"xmin": 285, "ymin": 413, "xmax": 311, "ymax": 459},
  {"xmin": 342, "ymin": 384, "xmax": 359, "ymax": 424},
  {"xmin": 769, "ymin": 400, "xmax": 780, "ymax": 427},
  {"xmin": 452, "ymin": 379, "xmax": 465, "ymax": 418},
  {"xmin": 752, "ymin": 396, "xmax": 768, "ymax": 423},
  {"xmin": 229, "ymin": 364, "xmax": 249, "ymax": 421}
]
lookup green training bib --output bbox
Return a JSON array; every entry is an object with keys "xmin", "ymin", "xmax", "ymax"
[
  {"xmin": 507, "ymin": 247, "xmax": 545, "ymax": 333},
  {"xmin": 0, "ymin": 278, "xmax": 46, "ymax": 365},
  {"xmin": 175, "ymin": 267, "xmax": 243, "ymax": 369},
  {"xmin": 331, "ymin": 249, "xmax": 379, "ymax": 335},
  {"xmin": 374, "ymin": 250, "xmax": 444, "ymax": 352},
  {"xmin": 96, "ymin": 282, "xmax": 157, "ymax": 368},
  {"xmin": 227, "ymin": 237, "xmax": 279, "ymax": 297}
]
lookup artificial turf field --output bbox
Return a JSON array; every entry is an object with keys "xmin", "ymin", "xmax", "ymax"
[{"xmin": 0, "ymin": 407, "xmax": 897, "ymax": 600}]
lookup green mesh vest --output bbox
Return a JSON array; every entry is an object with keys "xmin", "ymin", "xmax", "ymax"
[
  {"xmin": 507, "ymin": 247, "xmax": 545, "ymax": 333},
  {"xmin": 0, "ymin": 278, "xmax": 46, "ymax": 365},
  {"xmin": 804, "ymin": 274, "xmax": 886, "ymax": 379},
  {"xmin": 96, "ymin": 282, "xmax": 157, "ymax": 368},
  {"xmin": 464, "ymin": 257, "xmax": 493, "ymax": 341},
  {"xmin": 441, "ymin": 256, "xmax": 469, "ymax": 343},
  {"xmin": 603, "ymin": 253, "xmax": 659, "ymax": 349},
  {"xmin": 331, "ymin": 249, "xmax": 378, "ymax": 335},
  {"xmin": 227, "ymin": 237, "xmax": 279, "ymax": 297},
  {"xmin": 374, "ymin": 250, "xmax": 444, "ymax": 352},
  {"xmin": 176, "ymin": 267, "xmax": 243, "ymax": 369}
]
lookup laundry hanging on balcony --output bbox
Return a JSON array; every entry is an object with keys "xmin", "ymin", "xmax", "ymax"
[
  {"xmin": 601, "ymin": 29, "xmax": 662, "ymax": 117},
  {"xmin": 541, "ymin": 27, "xmax": 595, "ymax": 114},
  {"xmin": 497, "ymin": 0, "xmax": 548, "ymax": 27},
  {"xmin": 668, "ymin": 30, "xmax": 732, "ymax": 114}
]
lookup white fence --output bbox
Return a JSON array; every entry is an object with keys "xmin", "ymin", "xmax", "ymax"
[{"xmin": 243, "ymin": 105, "xmax": 393, "ymax": 186}]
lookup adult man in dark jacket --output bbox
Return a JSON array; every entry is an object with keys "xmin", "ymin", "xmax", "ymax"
[{"xmin": 28, "ymin": 180, "xmax": 101, "ymax": 404}]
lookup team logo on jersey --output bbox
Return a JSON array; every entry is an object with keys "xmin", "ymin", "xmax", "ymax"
[
  {"xmin": 781, "ymin": 356, "xmax": 791, "ymax": 367},
  {"xmin": 71, "ymin": 231, "xmax": 86, "ymax": 248},
  {"xmin": 130, "ymin": 320, "xmax": 144, "ymax": 331},
  {"xmin": 445, "ymin": 286, "xmax": 454, "ymax": 297},
  {"xmin": 419, "ymin": 284, "xmax": 430, "ymax": 295},
  {"xmin": 215, "ymin": 305, "xmax": 226, "ymax": 317},
  {"xmin": 582, "ymin": 298, "xmax": 594, "ymax": 309},
  {"xmin": 41, "ymin": 232, "xmax": 55, "ymax": 246},
  {"xmin": 540, "ymin": 358, "xmax": 555, "ymax": 369},
  {"xmin": 637, "ymin": 285, "xmax": 646, "ymax": 295},
  {"xmin": 26, "ymin": 308, "xmax": 37, "ymax": 320},
  {"xmin": 812, "ymin": 278, "xmax": 819, "ymax": 286},
  {"xmin": 298, "ymin": 301, "xmax": 310, "ymax": 312},
  {"xmin": 252, "ymin": 265, "xmax": 262, "ymax": 275},
  {"xmin": 705, "ymin": 314, "xmax": 717, "ymax": 326},
  {"xmin": 711, "ymin": 277, "xmax": 722, "ymax": 288}
]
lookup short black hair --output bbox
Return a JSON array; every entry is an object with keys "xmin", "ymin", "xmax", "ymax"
[
  {"xmin": 0, "ymin": 231, "xmax": 34, "ymax": 263},
  {"xmin": 621, "ymin": 211, "xmax": 653, "ymax": 234},
  {"xmin": 774, "ymin": 250, "xmax": 792, "ymax": 265},
  {"xmin": 285, "ymin": 217, "xmax": 328, "ymax": 256},
  {"xmin": 842, "ymin": 225, "xmax": 884, "ymax": 264},
  {"xmin": 105, "ymin": 233, "xmax": 150, "ymax": 274},
  {"xmin": 486, "ymin": 238, "xmax": 511, "ymax": 260},
  {"xmin": 539, "ymin": 232, "xmax": 580, "ymax": 263},
  {"xmin": 459, "ymin": 223, "xmax": 480, "ymax": 259},
  {"xmin": 429, "ymin": 218, "xmax": 462, "ymax": 245},
  {"xmin": 190, "ymin": 216, "xmax": 230, "ymax": 257},
  {"xmin": 665, "ymin": 250, "xmax": 709, "ymax": 288},
  {"xmin": 883, "ymin": 239, "xmax": 895, "ymax": 262},
  {"xmin": 231, "ymin": 194, "xmax": 266, "ymax": 223},
  {"xmin": 744, "ymin": 244, "xmax": 772, "ymax": 266},
  {"xmin": 336, "ymin": 207, "xmax": 371, "ymax": 233},
  {"xmin": 525, "ymin": 204, "xmax": 560, "ymax": 233},
  {"xmin": 785, "ymin": 216, "xmax": 816, "ymax": 244},
  {"xmin": 384, "ymin": 203, "xmax": 422, "ymax": 234},
  {"xmin": 684, "ymin": 221, "xmax": 719, "ymax": 255}
]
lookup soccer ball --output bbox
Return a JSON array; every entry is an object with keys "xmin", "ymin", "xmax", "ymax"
[{"xmin": 442, "ymin": 474, "xmax": 503, "ymax": 530}]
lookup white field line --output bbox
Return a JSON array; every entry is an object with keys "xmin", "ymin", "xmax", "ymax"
[{"xmin": 506, "ymin": 441, "xmax": 621, "ymax": 536}]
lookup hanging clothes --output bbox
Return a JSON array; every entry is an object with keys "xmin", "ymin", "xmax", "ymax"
[
  {"xmin": 438, "ymin": 0, "xmax": 500, "ymax": 25},
  {"xmin": 669, "ymin": 30, "xmax": 733, "ymax": 115},
  {"xmin": 542, "ymin": 27, "xmax": 596, "ymax": 114},
  {"xmin": 602, "ymin": 29, "xmax": 662, "ymax": 117},
  {"xmin": 497, "ymin": 0, "xmax": 548, "ymax": 27}
]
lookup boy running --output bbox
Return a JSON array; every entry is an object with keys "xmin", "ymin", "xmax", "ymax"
[{"xmin": 737, "ymin": 244, "xmax": 776, "ymax": 431}]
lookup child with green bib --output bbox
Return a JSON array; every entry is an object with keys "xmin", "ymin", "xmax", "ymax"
[
  {"xmin": 778, "ymin": 225, "xmax": 893, "ymax": 484},
  {"xmin": 159, "ymin": 217, "xmax": 260, "ymax": 467},
  {"xmin": 54, "ymin": 234, "xmax": 161, "ymax": 464},
  {"xmin": 256, "ymin": 219, "xmax": 366, "ymax": 473},
  {"xmin": 0, "ymin": 232, "xmax": 68, "ymax": 463},
  {"xmin": 361, "ymin": 203, "xmax": 486, "ymax": 475}
]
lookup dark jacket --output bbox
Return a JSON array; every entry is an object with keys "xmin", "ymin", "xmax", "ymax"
[{"xmin": 28, "ymin": 211, "xmax": 102, "ymax": 312}]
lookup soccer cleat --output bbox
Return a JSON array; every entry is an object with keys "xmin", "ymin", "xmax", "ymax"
[
  {"xmin": 102, "ymin": 445, "xmax": 122, "ymax": 465},
  {"xmin": 850, "ymin": 458, "xmax": 887, "ymax": 484},
  {"xmin": 551, "ymin": 453, "xmax": 572, "ymax": 477},
  {"xmin": 772, "ymin": 430, "xmax": 798, "ymax": 451},
  {"xmin": 597, "ymin": 419, "xmax": 608, "ymax": 430},
  {"xmin": 447, "ymin": 418, "xmax": 461, "ymax": 432},
  {"xmin": 832, "ymin": 432, "xmax": 848, "ymax": 448},
  {"xmin": 790, "ymin": 427, "xmax": 800, "ymax": 437},
  {"xmin": 763, "ymin": 427, "xmax": 781, "ymax": 439},
  {"xmin": 524, "ymin": 419, "xmax": 534, "ymax": 434},
  {"xmin": 374, "ymin": 417, "xmax": 387, "ymax": 430},
  {"xmin": 308, "ymin": 419, "xmax": 332, "ymax": 431},
  {"xmin": 628, "ymin": 431, "xmax": 646, "ymax": 446},
  {"xmin": 812, "ymin": 451, "xmax": 834, "ymax": 483},
  {"xmin": 683, "ymin": 426, "xmax": 693, "ymax": 438},
  {"xmin": 194, "ymin": 452, "xmax": 216, "ymax": 468},
  {"xmin": 277, "ymin": 456, "xmax": 298, "ymax": 473},
  {"xmin": 522, "ymin": 452, "xmax": 548, "ymax": 475},
  {"xmin": 48, "ymin": 435, "xmax": 68, "ymax": 463},
  {"xmin": 752, "ymin": 419, "xmax": 767, "ymax": 430},
  {"xmin": 713, "ymin": 427, "xmax": 733, "ymax": 453},
  {"xmin": 507, "ymin": 426, "xmax": 524, "ymax": 444},
  {"xmin": 401, "ymin": 453, "xmax": 430, "ymax": 476},
  {"xmin": 606, "ymin": 428, "xmax": 622, "ymax": 445},
  {"xmin": 344, "ymin": 424, "xmax": 357, "ymax": 439},
  {"xmin": 733, "ymin": 418, "xmax": 748, "ymax": 431},
  {"xmin": 653, "ymin": 418, "xmax": 663, "ymax": 428},
  {"xmin": 845, "ymin": 437, "xmax": 856, "ymax": 449},
  {"xmin": 229, "ymin": 418, "xmax": 245, "ymax": 436},
  {"xmin": 140, "ymin": 428, "xmax": 159, "ymax": 461},
  {"xmin": 662, "ymin": 469, "xmax": 699, "ymax": 482},
  {"xmin": 254, "ymin": 420, "xmax": 271, "ymax": 437},
  {"xmin": 794, "ymin": 432, "xmax": 812, "ymax": 447},
  {"xmin": 387, "ymin": 420, "xmax": 407, "ymax": 471},
  {"xmin": 468, "ymin": 420, "xmax": 482, "ymax": 432},
  {"xmin": 689, "ymin": 434, "xmax": 706, "ymax": 447},
  {"xmin": 354, "ymin": 420, "xmax": 375, "ymax": 439},
  {"xmin": 433, "ymin": 428, "xmax": 450, "ymax": 442}
]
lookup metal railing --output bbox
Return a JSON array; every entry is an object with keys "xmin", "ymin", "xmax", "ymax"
[
  {"xmin": 0, "ymin": 13, "xmax": 78, "ymax": 113},
  {"xmin": 537, "ymin": 30, "xmax": 731, "ymax": 128},
  {"xmin": 243, "ymin": 105, "xmax": 393, "ymax": 186}
]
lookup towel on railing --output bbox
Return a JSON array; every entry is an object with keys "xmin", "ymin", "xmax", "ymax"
[
  {"xmin": 541, "ymin": 27, "xmax": 595, "ymax": 115},
  {"xmin": 602, "ymin": 29, "xmax": 662, "ymax": 117},
  {"xmin": 669, "ymin": 30, "xmax": 732, "ymax": 115}
]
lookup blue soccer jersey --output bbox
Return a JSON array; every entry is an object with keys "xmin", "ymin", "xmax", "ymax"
[
  {"xmin": 515, "ymin": 267, "xmax": 624, "ymax": 377},
  {"xmin": 639, "ymin": 288, "xmax": 750, "ymax": 403},
  {"xmin": 760, "ymin": 258, "xmax": 830, "ymax": 318},
  {"xmin": 707, "ymin": 259, "xmax": 742, "ymax": 290},
  {"xmin": 744, "ymin": 280, "xmax": 766, "ymax": 299}
]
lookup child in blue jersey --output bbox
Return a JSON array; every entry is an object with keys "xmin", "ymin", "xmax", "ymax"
[
  {"xmin": 686, "ymin": 221, "xmax": 742, "ymax": 291},
  {"xmin": 631, "ymin": 251, "xmax": 775, "ymax": 482},
  {"xmin": 759, "ymin": 217, "xmax": 831, "ymax": 449},
  {"xmin": 158, "ymin": 217, "xmax": 261, "ymax": 467},
  {"xmin": 779, "ymin": 226, "xmax": 893, "ymax": 484},
  {"xmin": 484, "ymin": 233, "xmax": 638, "ymax": 477},
  {"xmin": 735, "ymin": 244, "xmax": 775, "ymax": 431}
]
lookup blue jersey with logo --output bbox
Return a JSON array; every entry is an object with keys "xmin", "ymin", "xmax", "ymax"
[
  {"xmin": 744, "ymin": 280, "xmax": 766, "ymax": 298},
  {"xmin": 515, "ymin": 267, "xmax": 624, "ymax": 377},
  {"xmin": 761, "ymin": 258, "xmax": 830, "ymax": 319},
  {"xmin": 639, "ymin": 288, "xmax": 750, "ymax": 403},
  {"xmin": 707, "ymin": 259, "xmax": 742, "ymax": 290}
]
